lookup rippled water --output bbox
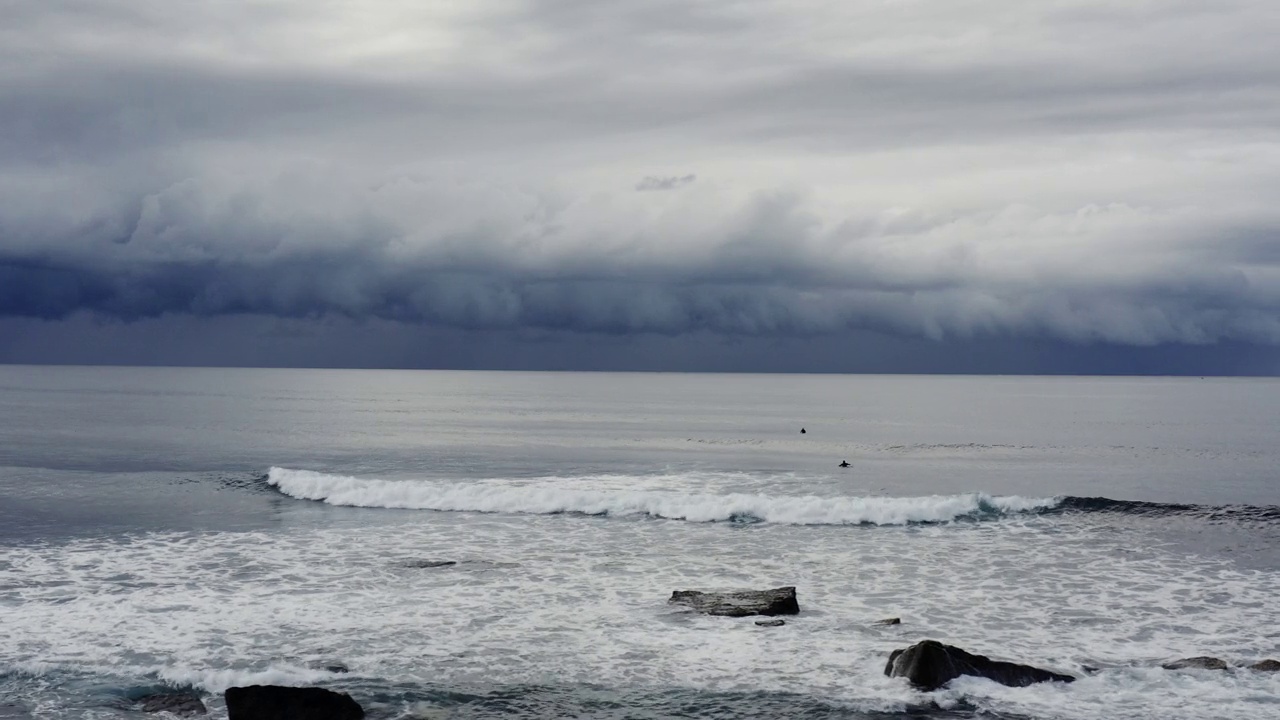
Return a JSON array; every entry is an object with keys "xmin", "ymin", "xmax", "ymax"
[{"xmin": 1, "ymin": 368, "xmax": 1278, "ymax": 719}]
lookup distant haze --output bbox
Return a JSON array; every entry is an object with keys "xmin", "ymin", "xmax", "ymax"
[{"xmin": 3, "ymin": 1, "xmax": 1279, "ymax": 374}]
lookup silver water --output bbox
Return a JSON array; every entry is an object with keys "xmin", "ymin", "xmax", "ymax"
[{"xmin": 1, "ymin": 368, "xmax": 1277, "ymax": 719}]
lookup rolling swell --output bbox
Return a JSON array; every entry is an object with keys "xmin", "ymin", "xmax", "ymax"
[{"xmin": 1051, "ymin": 495, "xmax": 1280, "ymax": 523}]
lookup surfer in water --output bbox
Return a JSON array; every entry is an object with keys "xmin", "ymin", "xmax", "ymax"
[{"xmin": 839, "ymin": 460, "xmax": 850, "ymax": 468}]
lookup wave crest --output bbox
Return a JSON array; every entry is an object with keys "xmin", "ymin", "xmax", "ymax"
[{"xmin": 264, "ymin": 467, "xmax": 1057, "ymax": 526}]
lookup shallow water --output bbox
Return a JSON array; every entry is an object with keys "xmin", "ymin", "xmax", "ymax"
[{"xmin": 1, "ymin": 368, "xmax": 1277, "ymax": 719}]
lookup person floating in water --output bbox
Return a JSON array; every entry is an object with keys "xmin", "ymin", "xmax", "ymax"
[
  {"xmin": 839, "ymin": 460, "xmax": 850, "ymax": 468},
  {"xmin": 800, "ymin": 427, "xmax": 806, "ymax": 434}
]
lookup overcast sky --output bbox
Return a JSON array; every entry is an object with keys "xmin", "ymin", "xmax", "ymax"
[{"xmin": 3, "ymin": 0, "xmax": 1279, "ymax": 373}]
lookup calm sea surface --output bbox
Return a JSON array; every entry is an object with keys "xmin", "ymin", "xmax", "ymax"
[{"xmin": 1, "ymin": 366, "xmax": 1278, "ymax": 719}]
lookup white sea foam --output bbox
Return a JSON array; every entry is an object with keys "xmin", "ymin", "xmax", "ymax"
[
  {"xmin": 265, "ymin": 467, "xmax": 1058, "ymax": 525},
  {"xmin": 3, "ymin": 505, "xmax": 1280, "ymax": 720}
]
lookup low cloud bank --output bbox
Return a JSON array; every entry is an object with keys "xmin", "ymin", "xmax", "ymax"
[{"xmin": 2, "ymin": 171, "xmax": 1278, "ymax": 348}]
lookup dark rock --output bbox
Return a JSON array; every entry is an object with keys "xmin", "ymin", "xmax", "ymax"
[
  {"xmin": 875, "ymin": 617, "xmax": 901, "ymax": 625},
  {"xmin": 670, "ymin": 586, "xmax": 799, "ymax": 617},
  {"xmin": 884, "ymin": 640, "xmax": 1075, "ymax": 691},
  {"xmin": 1249, "ymin": 659, "xmax": 1280, "ymax": 671},
  {"xmin": 324, "ymin": 664, "xmax": 349, "ymax": 674},
  {"xmin": 402, "ymin": 560, "xmax": 456, "ymax": 569},
  {"xmin": 755, "ymin": 619, "xmax": 786, "ymax": 627},
  {"xmin": 1162, "ymin": 656, "xmax": 1228, "ymax": 670},
  {"xmin": 140, "ymin": 693, "xmax": 207, "ymax": 716},
  {"xmin": 225, "ymin": 685, "xmax": 363, "ymax": 720}
]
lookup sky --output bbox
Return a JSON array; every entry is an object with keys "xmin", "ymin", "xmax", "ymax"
[{"xmin": 2, "ymin": 0, "xmax": 1279, "ymax": 374}]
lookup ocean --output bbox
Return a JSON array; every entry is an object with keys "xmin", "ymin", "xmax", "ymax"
[{"xmin": 1, "ymin": 366, "xmax": 1277, "ymax": 719}]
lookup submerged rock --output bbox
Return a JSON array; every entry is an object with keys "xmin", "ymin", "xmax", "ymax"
[
  {"xmin": 874, "ymin": 618, "xmax": 901, "ymax": 626},
  {"xmin": 669, "ymin": 586, "xmax": 799, "ymax": 617},
  {"xmin": 140, "ymin": 693, "xmax": 207, "ymax": 716},
  {"xmin": 755, "ymin": 619, "xmax": 786, "ymax": 627},
  {"xmin": 225, "ymin": 685, "xmax": 363, "ymax": 720},
  {"xmin": 304, "ymin": 660, "xmax": 349, "ymax": 674},
  {"xmin": 402, "ymin": 559, "xmax": 457, "ymax": 569},
  {"xmin": 1250, "ymin": 659, "xmax": 1280, "ymax": 671},
  {"xmin": 1162, "ymin": 656, "xmax": 1228, "ymax": 670},
  {"xmin": 884, "ymin": 640, "xmax": 1075, "ymax": 691}
]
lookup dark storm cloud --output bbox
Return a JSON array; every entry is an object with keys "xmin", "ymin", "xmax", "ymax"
[
  {"xmin": 3, "ymin": 0, "xmax": 1280, "ymax": 371},
  {"xmin": 1, "ymin": 177, "xmax": 1275, "ymax": 348},
  {"xmin": 5, "ymin": 314, "xmax": 1277, "ymax": 376}
]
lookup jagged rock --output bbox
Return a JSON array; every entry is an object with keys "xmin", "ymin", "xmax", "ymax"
[
  {"xmin": 1249, "ymin": 659, "xmax": 1280, "ymax": 671},
  {"xmin": 669, "ymin": 586, "xmax": 799, "ymax": 617},
  {"xmin": 1162, "ymin": 656, "xmax": 1228, "ymax": 670},
  {"xmin": 755, "ymin": 619, "xmax": 786, "ymax": 627},
  {"xmin": 225, "ymin": 685, "xmax": 363, "ymax": 720},
  {"xmin": 140, "ymin": 693, "xmax": 207, "ymax": 716},
  {"xmin": 884, "ymin": 640, "xmax": 1075, "ymax": 691},
  {"xmin": 402, "ymin": 560, "xmax": 456, "ymax": 569},
  {"xmin": 875, "ymin": 618, "xmax": 901, "ymax": 625}
]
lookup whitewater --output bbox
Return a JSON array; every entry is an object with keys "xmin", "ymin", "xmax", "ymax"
[
  {"xmin": 1, "ymin": 367, "xmax": 1279, "ymax": 719},
  {"xmin": 264, "ymin": 467, "xmax": 1060, "ymax": 524}
]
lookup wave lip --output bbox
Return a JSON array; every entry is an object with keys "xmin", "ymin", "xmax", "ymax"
[{"xmin": 264, "ymin": 467, "xmax": 1058, "ymax": 526}]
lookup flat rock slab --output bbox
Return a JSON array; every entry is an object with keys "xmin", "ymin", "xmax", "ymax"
[
  {"xmin": 401, "ymin": 560, "xmax": 457, "ymax": 569},
  {"xmin": 1250, "ymin": 659, "xmax": 1280, "ymax": 671},
  {"xmin": 875, "ymin": 618, "xmax": 901, "ymax": 626},
  {"xmin": 885, "ymin": 640, "xmax": 1075, "ymax": 691},
  {"xmin": 755, "ymin": 619, "xmax": 786, "ymax": 627},
  {"xmin": 225, "ymin": 685, "xmax": 363, "ymax": 720},
  {"xmin": 670, "ymin": 586, "xmax": 799, "ymax": 617},
  {"xmin": 1162, "ymin": 656, "xmax": 1228, "ymax": 670}
]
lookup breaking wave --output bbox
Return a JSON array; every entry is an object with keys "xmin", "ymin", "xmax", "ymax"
[
  {"xmin": 263, "ymin": 468, "xmax": 1280, "ymax": 526},
  {"xmin": 264, "ymin": 467, "xmax": 1056, "ymax": 526}
]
